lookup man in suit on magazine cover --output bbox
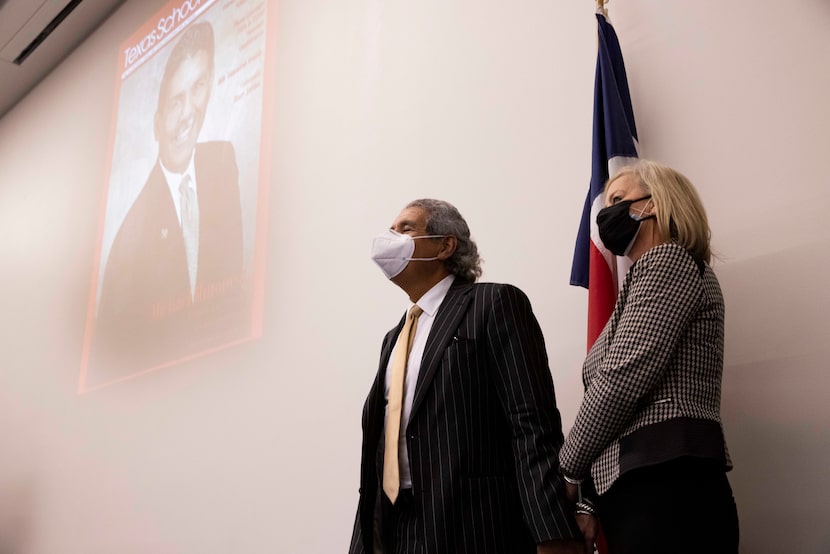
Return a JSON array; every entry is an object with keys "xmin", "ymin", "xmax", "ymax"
[
  {"xmin": 350, "ymin": 199, "xmax": 586, "ymax": 553},
  {"xmin": 91, "ymin": 21, "xmax": 247, "ymax": 384}
]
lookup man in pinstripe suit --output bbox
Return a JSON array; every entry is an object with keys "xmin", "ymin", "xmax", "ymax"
[{"xmin": 350, "ymin": 199, "xmax": 585, "ymax": 554}]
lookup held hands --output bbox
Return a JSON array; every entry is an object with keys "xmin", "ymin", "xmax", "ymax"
[
  {"xmin": 575, "ymin": 513, "xmax": 599, "ymax": 554},
  {"xmin": 564, "ymin": 481, "xmax": 599, "ymax": 554}
]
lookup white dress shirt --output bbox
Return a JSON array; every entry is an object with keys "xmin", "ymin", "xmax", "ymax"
[{"xmin": 384, "ymin": 274, "xmax": 455, "ymax": 489}]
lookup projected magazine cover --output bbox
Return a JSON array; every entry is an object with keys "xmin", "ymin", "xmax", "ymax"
[{"xmin": 80, "ymin": 0, "xmax": 274, "ymax": 392}]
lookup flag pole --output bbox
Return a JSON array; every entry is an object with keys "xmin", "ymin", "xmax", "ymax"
[{"xmin": 570, "ymin": 5, "xmax": 640, "ymax": 552}]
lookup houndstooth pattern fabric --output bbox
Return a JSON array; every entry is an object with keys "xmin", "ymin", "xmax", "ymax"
[{"xmin": 560, "ymin": 242, "xmax": 731, "ymax": 494}]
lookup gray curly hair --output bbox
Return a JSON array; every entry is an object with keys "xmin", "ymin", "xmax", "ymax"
[{"xmin": 406, "ymin": 199, "xmax": 482, "ymax": 282}]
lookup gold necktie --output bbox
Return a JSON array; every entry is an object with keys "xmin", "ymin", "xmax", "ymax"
[
  {"xmin": 179, "ymin": 174, "xmax": 199, "ymax": 296},
  {"xmin": 383, "ymin": 304, "xmax": 423, "ymax": 504}
]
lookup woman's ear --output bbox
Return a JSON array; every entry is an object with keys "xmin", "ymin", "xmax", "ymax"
[{"xmin": 642, "ymin": 198, "xmax": 657, "ymax": 218}]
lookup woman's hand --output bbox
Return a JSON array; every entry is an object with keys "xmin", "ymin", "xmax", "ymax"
[
  {"xmin": 575, "ymin": 513, "xmax": 598, "ymax": 553},
  {"xmin": 565, "ymin": 481, "xmax": 579, "ymax": 504}
]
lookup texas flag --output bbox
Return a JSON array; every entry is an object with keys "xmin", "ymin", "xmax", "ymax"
[{"xmin": 570, "ymin": 12, "xmax": 640, "ymax": 348}]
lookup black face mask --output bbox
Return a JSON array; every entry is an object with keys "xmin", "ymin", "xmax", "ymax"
[{"xmin": 596, "ymin": 195, "xmax": 655, "ymax": 256}]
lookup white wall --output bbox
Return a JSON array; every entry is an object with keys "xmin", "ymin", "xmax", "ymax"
[{"xmin": 0, "ymin": 0, "xmax": 828, "ymax": 552}]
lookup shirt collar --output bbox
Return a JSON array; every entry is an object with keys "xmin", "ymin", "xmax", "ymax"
[
  {"xmin": 409, "ymin": 274, "xmax": 455, "ymax": 318},
  {"xmin": 160, "ymin": 153, "xmax": 197, "ymax": 193}
]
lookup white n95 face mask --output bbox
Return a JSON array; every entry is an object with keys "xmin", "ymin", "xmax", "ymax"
[{"xmin": 371, "ymin": 230, "xmax": 446, "ymax": 279}]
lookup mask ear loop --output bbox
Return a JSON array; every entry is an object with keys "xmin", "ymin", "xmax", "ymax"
[
  {"xmin": 632, "ymin": 198, "xmax": 653, "ymax": 221},
  {"xmin": 408, "ymin": 235, "xmax": 448, "ymax": 262}
]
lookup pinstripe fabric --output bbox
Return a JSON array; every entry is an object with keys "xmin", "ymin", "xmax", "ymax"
[
  {"xmin": 350, "ymin": 282, "xmax": 580, "ymax": 554},
  {"xmin": 559, "ymin": 242, "xmax": 732, "ymax": 495},
  {"xmin": 386, "ymin": 491, "xmax": 426, "ymax": 554}
]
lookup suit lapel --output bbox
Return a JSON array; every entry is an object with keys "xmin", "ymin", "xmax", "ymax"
[
  {"xmin": 148, "ymin": 161, "xmax": 180, "ymax": 230},
  {"xmin": 409, "ymin": 281, "xmax": 474, "ymax": 421},
  {"xmin": 378, "ymin": 315, "xmax": 405, "ymax": 387},
  {"xmin": 367, "ymin": 314, "xmax": 405, "ymax": 427}
]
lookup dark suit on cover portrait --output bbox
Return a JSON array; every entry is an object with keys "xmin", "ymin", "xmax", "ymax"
[
  {"xmin": 350, "ymin": 280, "xmax": 579, "ymax": 553},
  {"xmin": 91, "ymin": 141, "xmax": 247, "ymax": 383}
]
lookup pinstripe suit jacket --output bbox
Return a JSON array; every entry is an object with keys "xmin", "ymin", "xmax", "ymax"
[
  {"xmin": 559, "ymin": 242, "xmax": 732, "ymax": 495},
  {"xmin": 350, "ymin": 281, "xmax": 579, "ymax": 554}
]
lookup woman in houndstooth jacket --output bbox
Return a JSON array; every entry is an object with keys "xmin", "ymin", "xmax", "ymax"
[{"xmin": 559, "ymin": 160, "xmax": 739, "ymax": 554}]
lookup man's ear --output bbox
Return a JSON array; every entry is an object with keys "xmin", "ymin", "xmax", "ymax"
[{"xmin": 437, "ymin": 235, "xmax": 457, "ymax": 260}]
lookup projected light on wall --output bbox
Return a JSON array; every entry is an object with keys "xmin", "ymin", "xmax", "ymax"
[{"xmin": 79, "ymin": 0, "xmax": 274, "ymax": 392}]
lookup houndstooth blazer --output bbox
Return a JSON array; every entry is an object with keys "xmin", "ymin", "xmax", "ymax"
[{"xmin": 560, "ymin": 242, "xmax": 732, "ymax": 495}]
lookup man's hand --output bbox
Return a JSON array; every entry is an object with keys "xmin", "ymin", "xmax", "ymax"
[{"xmin": 537, "ymin": 539, "xmax": 588, "ymax": 554}]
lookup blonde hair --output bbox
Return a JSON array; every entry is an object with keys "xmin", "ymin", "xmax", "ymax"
[{"xmin": 607, "ymin": 160, "xmax": 712, "ymax": 264}]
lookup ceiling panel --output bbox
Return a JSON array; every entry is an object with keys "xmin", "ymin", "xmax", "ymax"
[{"xmin": 0, "ymin": 0, "xmax": 126, "ymax": 120}]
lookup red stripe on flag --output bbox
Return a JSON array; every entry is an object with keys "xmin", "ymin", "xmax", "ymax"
[{"xmin": 587, "ymin": 241, "xmax": 616, "ymax": 349}]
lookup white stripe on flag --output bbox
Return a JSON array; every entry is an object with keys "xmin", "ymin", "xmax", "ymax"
[{"xmin": 590, "ymin": 154, "xmax": 639, "ymax": 289}]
